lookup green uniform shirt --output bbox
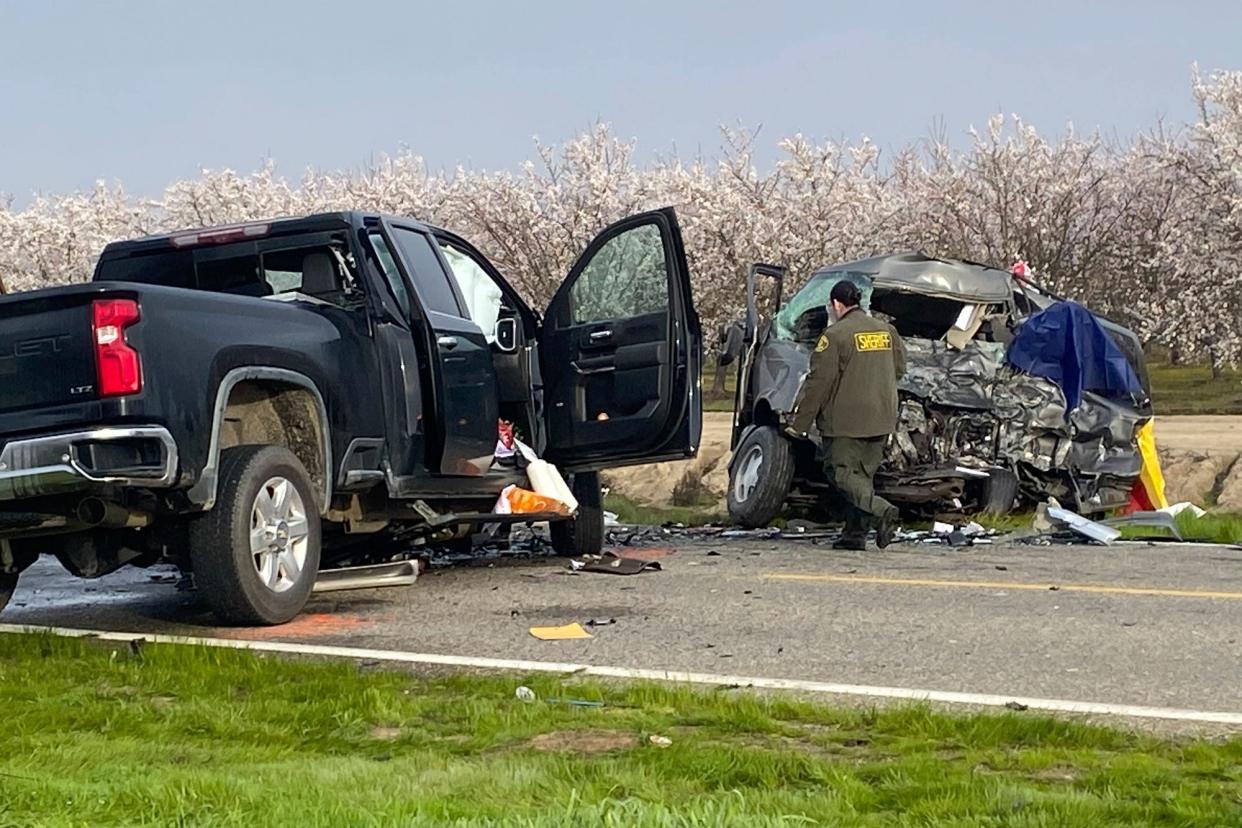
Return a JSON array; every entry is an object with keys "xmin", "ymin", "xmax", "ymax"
[{"xmin": 791, "ymin": 307, "xmax": 907, "ymax": 438}]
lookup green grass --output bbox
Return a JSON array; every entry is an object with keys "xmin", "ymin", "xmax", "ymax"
[
  {"xmin": 974, "ymin": 509, "xmax": 1242, "ymax": 545},
  {"xmin": 605, "ymin": 492, "xmax": 725, "ymax": 527},
  {"xmin": 1118, "ymin": 510, "xmax": 1242, "ymax": 544},
  {"xmin": 1147, "ymin": 362, "xmax": 1242, "ymax": 415},
  {"xmin": 0, "ymin": 632, "xmax": 1239, "ymax": 827}
]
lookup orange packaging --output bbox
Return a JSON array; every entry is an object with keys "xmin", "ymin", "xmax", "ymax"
[{"xmin": 493, "ymin": 484, "xmax": 571, "ymax": 516}]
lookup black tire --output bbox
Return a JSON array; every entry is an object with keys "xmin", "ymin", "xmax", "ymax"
[
  {"xmin": 550, "ymin": 471, "xmax": 604, "ymax": 557},
  {"xmin": 189, "ymin": 445, "xmax": 321, "ymax": 625},
  {"xmin": 980, "ymin": 468, "xmax": 1020, "ymax": 516},
  {"xmin": 0, "ymin": 573, "xmax": 17, "ymax": 615},
  {"xmin": 727, "ymin": 425, "xmax": 795, "ymax": 528}
]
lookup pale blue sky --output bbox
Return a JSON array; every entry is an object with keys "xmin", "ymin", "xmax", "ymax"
[{"xmin": 1, "ymin": 0, "xmax": 1239, "ymax": 202}]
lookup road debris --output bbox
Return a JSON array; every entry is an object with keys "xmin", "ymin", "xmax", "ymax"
[
  {"xmin": 649, "ymin": 735, "xmax": 673, "ymax": 748},
  {"xmin": 575, "ymin": 553, "xmax": 663, "ymax": 576},
  {"xmin": 515, "ymin": 686, "xmax": 537, "ymax": 703},
  {"xmin": 1162, "ymin": 502, "xmax": 1206, "ymax": 519},
  {"xmin": 1101, "ymin": 510, "xmax": 1182, "ymax": 541},
  {"xmin": 529, "ymin": 623, "xmax": 593, "ymax": 641},
  {"xmin": 1044, "ymin": 505, "xmax": 1122, "ymax": 544},
  {"xmin": 546, "ymin": 698, "xmax": 606, "ymax": 708}
]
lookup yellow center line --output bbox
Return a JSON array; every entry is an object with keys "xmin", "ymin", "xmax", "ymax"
[{"xmin": 763, "ymin": 573, "xmax": 1242, "ymax": 600}]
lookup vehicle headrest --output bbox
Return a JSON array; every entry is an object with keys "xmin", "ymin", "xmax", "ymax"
[{"xmin": 301, "ymin": 252, "xmax": 338, "ymax": 295}]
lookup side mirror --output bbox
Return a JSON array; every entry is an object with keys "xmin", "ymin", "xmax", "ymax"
[{"xmin": 494, "ymin": 317, "xmax": 518, "ymax": 353}]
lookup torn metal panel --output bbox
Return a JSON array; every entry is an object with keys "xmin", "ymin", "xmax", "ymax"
[
  {"xmin": 1101, "ymin": 511, "xmax": 1183, "ymax": 541},
  {"xmin": 1046, "ymin": 506, "xmax": 1122, "ymax": 544},
  {"xmin": 751, "ymin": 337, "xmax": 809, "ymax": 415}
]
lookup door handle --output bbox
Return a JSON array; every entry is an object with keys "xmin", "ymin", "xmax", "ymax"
[
  {"xmin": 437, "ymin": 335, "xmax": 459, "ymax": 351},
  {"xmin": 588, "ymin": 329, "xmax": 613, "ymax": 342},
  {"xmin": 574, "ymin": 363, "xmax": 616, "ymax": 375}
]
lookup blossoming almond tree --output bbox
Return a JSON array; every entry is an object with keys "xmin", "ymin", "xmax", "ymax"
[{"xmin": 2, "ymin": 69, "xmax": 1240, "ymax": 366}]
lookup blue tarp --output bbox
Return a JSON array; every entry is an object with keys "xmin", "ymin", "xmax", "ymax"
[{"xmin": 1006, "ymin": 302, "xmax": 1143, "ymax": 411}]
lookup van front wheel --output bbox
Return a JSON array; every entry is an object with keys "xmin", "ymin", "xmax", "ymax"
[{"xmin": 727, "ymin": 426, "xmax": 794, "ymax": 528}]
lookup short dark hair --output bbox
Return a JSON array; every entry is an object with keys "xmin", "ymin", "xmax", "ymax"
[{"xmin": 830, "ymin": 280, "xmax": 861, "ymax": 308}]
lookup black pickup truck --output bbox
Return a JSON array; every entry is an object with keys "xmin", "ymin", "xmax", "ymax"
[{"xmin": 0, "ymin": 208, "xmax": 701, "ymax": 624}]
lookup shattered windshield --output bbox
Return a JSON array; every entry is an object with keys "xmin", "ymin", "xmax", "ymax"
[{"xmin": 774, "ymin": 270, "xmax": 873, "ymax": 342}]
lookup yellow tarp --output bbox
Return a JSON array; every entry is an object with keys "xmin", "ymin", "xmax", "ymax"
[{"xmin": 1136, "ymin": 420, "xmax": 1168, "ymax": 509}]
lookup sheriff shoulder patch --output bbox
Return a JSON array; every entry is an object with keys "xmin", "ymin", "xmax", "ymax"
[
  {"xmin": 854, "ymin": 331, "xmax": 892, "ymax": 352},
  {"xmin": 815, "ymin": 334, "xmax": 830, "ymax": 353}
]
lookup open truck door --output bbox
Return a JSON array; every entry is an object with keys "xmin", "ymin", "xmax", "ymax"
[
  {"xmin": 732, "ymin": 263, "xmax": 786, "ymax": 448},
  {"xmin": 540, "ymin": 208, "xmax": 701, "ymax": 471}
]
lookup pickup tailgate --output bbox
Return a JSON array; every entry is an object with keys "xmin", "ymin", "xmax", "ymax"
[{"xmin": 0, "ymin": 290, "xmax": 99, "ymax": 414}]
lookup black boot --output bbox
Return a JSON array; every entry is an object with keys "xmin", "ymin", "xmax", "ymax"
[
  {"xmin": 875, "ymin": 510, "xmax": 898, "ymax": 550},
  {"xmin": 832, "ymin": 535, "xmax": 866, "ymax": 551}
]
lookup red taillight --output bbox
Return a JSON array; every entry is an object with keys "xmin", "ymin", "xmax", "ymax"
[{"xmin": 92, "ymin": 299, "xmax": 142, "ymax": 397}]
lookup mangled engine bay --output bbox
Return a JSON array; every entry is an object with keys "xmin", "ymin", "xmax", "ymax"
[{"xmin": 883, "ymin": 338, "xmax": 1146, "ymax": 513}]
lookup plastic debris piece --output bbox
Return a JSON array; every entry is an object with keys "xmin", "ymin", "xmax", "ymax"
[
  {"xmin": 649, "ymin": 735, "xmax": 673, "ymax": 748},
  {"xmin": 529, "ymin": 623, "xmax": 593, "ymax": 641},
  {"xmin": 494, "ymin": 484, "xmax": 571, "ymax": 516},
  {"xmin": 1046, "ymin": 506, "xmax": 1121, "ymax": 544},
  {"xmin": 1160, "ymin": 502, "xmax": 1206, "ymax": 519},
  {"xmin": 516, "ymin": 686, "xmax": 536, "ymax": 703},
  {"xmin": 932, "ymin": 521, "xmax": 954, "ymax": 534},
  {"xmin": 579, "ymin": 554, "xmax": 663, "ymax": 575},
  {"xmin": 546, "ymin": 698, "xmax": 606, "ymax": 708}
]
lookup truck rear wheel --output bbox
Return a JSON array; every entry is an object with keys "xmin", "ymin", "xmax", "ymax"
[
  {"xmin": 550, "ymin": 471, "xmax": 604, "ymax": 557},
  {"xmin": 189, "ymin": 445, "xmax": 321, "ymax": 626},
  {"xmin": 727, "ymin": 426, "xmax": 795, "ymax": 528},
  {"xmin": 0, "ymin": 573, "xmax": 17, "ymax": 615}
]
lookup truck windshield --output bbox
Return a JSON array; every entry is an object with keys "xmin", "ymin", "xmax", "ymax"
[{"xmin": 774, "ymin": 270, "xmax": 873, "ymax": 342}]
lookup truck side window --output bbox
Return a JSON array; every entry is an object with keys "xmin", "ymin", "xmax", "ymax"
[
  {"xmin": 570, "ymin": 223, "xmax": 668, "ymax": 324},
  {"xmin": 368, "ymin": 233, "xmax": 412, "ymax": 319},
  {"xmin": 390, "ymin": 227, "xmax": 464, "ymax": 317}
]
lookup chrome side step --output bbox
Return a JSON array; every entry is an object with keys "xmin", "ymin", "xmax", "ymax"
[{"xmin": 313, "ymin": 560, "xmax": 420, "ymax": 594}]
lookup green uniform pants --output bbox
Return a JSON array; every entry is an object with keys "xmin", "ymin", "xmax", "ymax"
[{"xmin": 827, "ymin": 436, "xmax": 897, "ymax": 540}]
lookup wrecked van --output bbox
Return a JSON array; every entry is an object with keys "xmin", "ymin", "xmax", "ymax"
[{"xmin": 727, "ymin": 253, "xmax": 1152, "ymax": 527}]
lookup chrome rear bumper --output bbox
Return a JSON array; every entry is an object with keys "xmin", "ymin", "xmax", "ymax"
[{"xmin": 0, "ymin": 427, "xmax": 178, "ymax": 500}]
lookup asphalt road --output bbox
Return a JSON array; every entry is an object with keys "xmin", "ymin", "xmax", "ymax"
[{"xmin": 4, "ymin": 533, "xmax": 1241, "ymax": 724}]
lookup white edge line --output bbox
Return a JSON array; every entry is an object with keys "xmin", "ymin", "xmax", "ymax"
[{"xmin": 2, "ymin": 623, "xmax": 1239, "ymax": 726}]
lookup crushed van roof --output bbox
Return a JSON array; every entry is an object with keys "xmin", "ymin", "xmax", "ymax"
[{"xmin": 814, "ymin": 251, "xmax": 1014, "ymax": 303}]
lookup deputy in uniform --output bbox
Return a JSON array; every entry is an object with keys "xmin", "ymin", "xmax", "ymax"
[{"xmin": 787, "ymin": 281, "xmax": 906, "ymax": 550}]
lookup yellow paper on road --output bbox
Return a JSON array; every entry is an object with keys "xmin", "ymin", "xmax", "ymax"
[{"xmin": 529, "ymin": 623, "xmax": 593, "ymax": 641}]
